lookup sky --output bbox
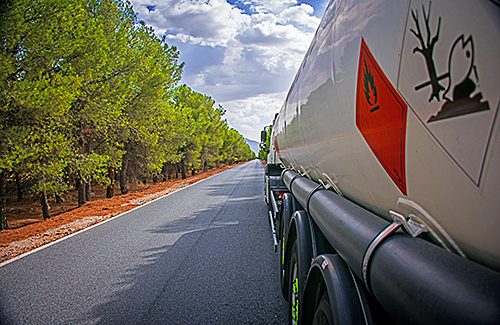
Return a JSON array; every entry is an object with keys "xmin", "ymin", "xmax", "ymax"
[{"xmin": 129, "ymin": 0, "xmax": 329, "ymax": 141}]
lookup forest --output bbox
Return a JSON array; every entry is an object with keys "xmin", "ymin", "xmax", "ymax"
[{"xmin": 0, "ymin": 0, "xmax": 255, "ymax": 229}]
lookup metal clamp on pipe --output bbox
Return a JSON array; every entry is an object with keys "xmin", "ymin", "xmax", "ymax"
[
  {"xmin": 287, "ymin": 173, "xmax": 301, "ymax": 192},
  {"xmin": 306, "ymin": 183, "xmax": 324, "ymax": 214},
  {"xmin": 362, "ymin": 210, "xmax": 430, "ymax": 293},
  {"xmin": 362, "ymin": 216, "xmax": 402, "ymax": 293}
]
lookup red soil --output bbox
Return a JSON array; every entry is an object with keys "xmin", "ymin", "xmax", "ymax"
[{"xmin": 0, "ymin": 163, "xmax": 243, "ymax": 263}]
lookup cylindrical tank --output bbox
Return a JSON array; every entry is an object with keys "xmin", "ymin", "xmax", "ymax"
[{"xmin": 272, "ymin": 0, "xmax": 500, "ymax": 271}]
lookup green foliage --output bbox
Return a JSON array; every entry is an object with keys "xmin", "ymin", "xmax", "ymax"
[
  {"xmin": 0, "ymin": 0, "xmax": 253, "ymax": 223},
  {"xmin": 172, "ymin": 85, "xmax": 254, "ymax": 176}
]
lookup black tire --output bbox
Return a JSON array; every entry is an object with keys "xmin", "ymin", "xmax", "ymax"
[
  {"xmin": 312, "ymin": 292, "xmax": 334, "ymax": 325},
  {"xmin": 280, "ymin": 193, "xmax": 296, "ymax": 300},
  {"xmin": 286, "ymin": 210, "xmax": 314, "ymax": 324},
  {"xmin": 289, "ymin": 240, "xmax": 300, "ymax": 325},
  {"xmin": 279, "ymin": 233, "xmax": 287, "ymax": 299},
  {"xmin": 303, "ymin": 255, "xmax": 372, "ymax": 325}
]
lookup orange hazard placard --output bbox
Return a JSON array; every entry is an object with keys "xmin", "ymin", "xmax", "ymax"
[{"xmin": 356, "ymin": 38, "xmax": 408, "ymax": 195}]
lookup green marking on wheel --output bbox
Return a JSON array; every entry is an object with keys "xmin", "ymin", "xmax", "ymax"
[
  {"xmin": 282, "ymin": 238, "xmax": 285, "ymax": 264},
  {"xmin": 292, "ymin": 277, "xmax": 299, "ymax": 324}
]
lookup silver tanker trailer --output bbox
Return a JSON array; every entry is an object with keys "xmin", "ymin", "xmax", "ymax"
[{"xmin": 262, "ymin": 0, "xmax": 500, "ymax": 324}]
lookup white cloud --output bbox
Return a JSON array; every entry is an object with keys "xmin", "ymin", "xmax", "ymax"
[
  {"xmin": 221, "ymin": 92, "xmax": 284, "ymax": 141},
  {"xmin": 136, "ymin": 0, "xmax": 247, "ymax": 47},
  {"xmin": 280, "ymin": 3, "xmax": 318, "ymax": 30},
  {"xmin": 130, "ymin": 0, "xmax": 322, "ymax": 140}
]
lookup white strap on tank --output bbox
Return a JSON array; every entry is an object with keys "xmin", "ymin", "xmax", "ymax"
[
  {"xmin": 362, "ymin": 210, "xmax": 428, "ymax": 293},
  {"xmin": 362, "ymin": 219, "xmax": 402, "ymax": 293}
]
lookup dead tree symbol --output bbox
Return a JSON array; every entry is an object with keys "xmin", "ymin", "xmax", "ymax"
[{"xmin": 411, "ymin": 2, "xmax": 447, "ymax": 102}]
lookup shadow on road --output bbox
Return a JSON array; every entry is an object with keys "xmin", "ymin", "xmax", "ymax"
[{"xmin": 85, "ymin": 161, "xmax": 288, "ymax": 324}]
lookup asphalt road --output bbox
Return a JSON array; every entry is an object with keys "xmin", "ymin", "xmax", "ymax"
[{"xmin": 0, "ymin": 160, "xmax": 288, "ymax": 324}]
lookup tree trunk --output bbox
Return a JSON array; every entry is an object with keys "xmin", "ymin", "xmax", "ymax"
[
  {"xmin": 15, "ymin": 172, "xmax": 23, "ymax": 201},
  {"xmin": 120, "ymin": 152, "xmax": 129, "ymax": 195},
  {"xmin": 85, "ymin": 181, "xmax": 91, "ymax": 202},
  {"xmin": 191, "ymin": 169, "xmax": 196, "ymax": 176},
  {"xmin": 55, "ymin": 194, "xmax": 62, "ymax": 204},
  {"xmin": 0, "ymin": 171, "xmax": 8, "ymax": 230},
  {"xmin": 106, "ymin": 166, "xmax": 114, "ymax": 198},
  {"xmin": 40, "ymin": 189, "xmax": 51, "ymax": 220},
  {"xmin": 161, "ymin": 163, "xmax": 167, "ymax": 182},
  {"xmin": 76, "ymin": 177, "xmax": 85, "ymax": 206},
  {"xmin": 181, "ymin": 159, "xmax": 187, "ymax": 180}
]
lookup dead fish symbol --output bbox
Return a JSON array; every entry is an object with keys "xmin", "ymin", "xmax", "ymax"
[{"xmin": 443, "ymin": 35, "xmax": 476, "ymax": 102}]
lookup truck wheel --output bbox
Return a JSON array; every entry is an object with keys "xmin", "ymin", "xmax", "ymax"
[
  {"xmin": 280, "ymin": 193, "xmax": 296, "ymax": 300},
  {"xmin": 312, "ymin": 292, "xmax": 333, "ymax": 325},
  {"xmin": 279, "ymin": 193, "xmax": 296, "ymax": 239},
  {"xmin": 289, "ymin": 240, "xmax": 300, "ymax": 325},
  {"xmin": 303, "ymin": 255, "xmax": 372, "ymax": 325},
  {"xmin": 286, "ymin": 210, "xmax": 313, "ymax": 324},
  {"xmin": 280, "ymin": 234, "xmax": 287, "ymax": 299}
]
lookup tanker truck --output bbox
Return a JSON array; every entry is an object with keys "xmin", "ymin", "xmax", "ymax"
[{"xmin": 262, "ymin": 0, "xmax": 500, "ymax": 324}]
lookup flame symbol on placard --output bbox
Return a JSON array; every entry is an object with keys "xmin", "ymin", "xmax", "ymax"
[{"xmin": 363, "ymin": 60, "xmax": 377, "ymax": 106}]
